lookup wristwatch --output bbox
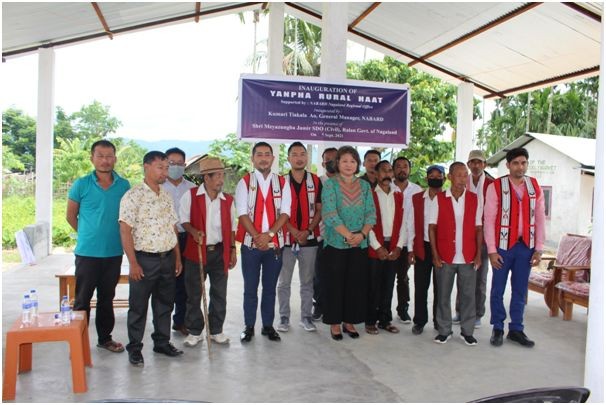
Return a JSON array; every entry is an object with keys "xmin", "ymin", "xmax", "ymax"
[{"xmin": 268, "ymin": 231, "xmax": 275, "ymax": 238}]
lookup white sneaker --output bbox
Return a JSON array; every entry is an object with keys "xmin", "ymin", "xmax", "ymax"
[
  {"xmin": 183, "ymin": 333, "xmax": 203, "ymax": 347},
  {"xmin": 210, "ymin": 333, "xmax": 230, "ymax": 344}
]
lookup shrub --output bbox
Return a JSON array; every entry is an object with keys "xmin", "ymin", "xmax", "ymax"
[{"xmin": 2, "ymin": 196, "xmax": 75, "ymax": 248}]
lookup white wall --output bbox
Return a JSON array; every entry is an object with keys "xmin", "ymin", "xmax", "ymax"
[{"xmin": 496, "ymin": 140, "xmax": 593, "ymax": 247}]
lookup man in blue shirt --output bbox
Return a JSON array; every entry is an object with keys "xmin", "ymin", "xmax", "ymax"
[{"xmin": 66, "ymin": 139, "xmax": 130, "ymax": 353}]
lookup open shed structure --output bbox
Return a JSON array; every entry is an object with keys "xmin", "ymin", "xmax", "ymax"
[{"xmin": 2, "ymin": 2, "xmax": 604, "ymax": 401}]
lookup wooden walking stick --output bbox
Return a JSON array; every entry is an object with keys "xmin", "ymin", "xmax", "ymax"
[{"xmin": 196, "ymin": 239, "xmax": 212, "ymax": 356}]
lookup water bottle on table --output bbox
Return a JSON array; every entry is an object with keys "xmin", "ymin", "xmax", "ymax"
[
  {"xmin": 21, "ymin": 294, "xmax": 32, "ymax": 326},
  {"xmin": 60, "ymin": 295, "xmax": 72, "ymax": 325},
  {"xmin": 29, "ymin": 289, "xmax": 38, "ymax": 318}
]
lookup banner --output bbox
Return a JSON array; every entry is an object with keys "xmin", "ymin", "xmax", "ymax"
[{"xmin": 238, "ymin": 75, "xmax": 410, "ymax": 147}]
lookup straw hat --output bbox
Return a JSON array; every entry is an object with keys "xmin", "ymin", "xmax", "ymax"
[{"xmin": 199, "ymin": 156, "xmax": 225, "ymax": 175}]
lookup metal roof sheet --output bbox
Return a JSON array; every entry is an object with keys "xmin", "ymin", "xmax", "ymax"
[{"xmin": 2, "ymin": 2, "xmax": 602, "ymax": 98}]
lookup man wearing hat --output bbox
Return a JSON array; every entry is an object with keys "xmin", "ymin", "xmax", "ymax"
[
  {"xmin": 178, "ymin": 156, "xmax": 237, "ymax": 347},
  {"xmin": 409, "ymin": 165, "xmax": 444, "ymax": 335},
  {"xmin": 452, "ymin": 150, "xmax": 494, "ymax": 328}
]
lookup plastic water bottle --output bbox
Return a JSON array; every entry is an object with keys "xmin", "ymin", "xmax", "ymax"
[
  {"xmin": 22, "ymin": 294, "xmax": 32, "ymax": 326},
  {"xmin": 60, "ymin": 295, "xmax": 72, "ymax": 325},
  {"xmin": 29, "ymin": 289, "xmax": 38, "ymax": 318}
]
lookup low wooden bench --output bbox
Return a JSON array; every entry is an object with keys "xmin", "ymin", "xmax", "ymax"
[{"xmin": 55, "ymin": 264, "xmax": 130, "ymax": 309}]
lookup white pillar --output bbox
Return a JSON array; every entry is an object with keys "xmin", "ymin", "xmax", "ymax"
[
  {"xmin": 268, "ymin": 2, "xmax": 284, "ymax": 173},
  {"xmin": 584, "ymin": 18, "xmax": 604, "ymax": 403},
  {"xmin": 455, "ymin": 82, "xmax": 474, "ymax": 162},
  {"xmin": 35, "ymin": 47, "xmax": 55, "ymax": 255},
  {"xmin": 316, "ymin": 2, "xmax": 349, "ymax": 175}
]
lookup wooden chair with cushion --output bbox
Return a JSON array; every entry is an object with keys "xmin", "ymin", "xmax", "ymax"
[{"xmin": 527, "ymin": 233, "xmax": 591, "ymax": 317}]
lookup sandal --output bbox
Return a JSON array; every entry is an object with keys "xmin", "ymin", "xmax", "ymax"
[
  {"xmin": 97, "ymin": 340, "xmax": 125, "ymax": 353},
  {"xmin": 365, "ymin": 325, "xmax": 379, "ymax": 335},
  {"xmin": 378, "ymin": 324, "xmax": 400, "ymax": 334}
]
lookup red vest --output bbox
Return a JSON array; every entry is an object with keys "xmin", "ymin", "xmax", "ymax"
[
  {"xmin": 235, "ymin": 173, "xmax": 286, "ymax": 248},
  {"xmin": 412, "ymin": 191, "xmax": 426, "ymax": 260},
  {"xmin": 493, "ymin": 175, "xmax": 540, "ymax": 250},
  {"xmin": 183, "ymin": 188, "xmax": 234, "ymax": 274},
  {"xmin": 482, "ymin": 176, "xmax": 494, "ymax": 199},
  {"xmin": 286, "ymin": 172, "xmax": 321, "ymax": 245},
  {"xmin": 368, "ymin": 189, "xmax": 404, "ymax": 259},
  {"xmin": 435, "ymin": 190, "xmax": 478, "ymax": 264}
]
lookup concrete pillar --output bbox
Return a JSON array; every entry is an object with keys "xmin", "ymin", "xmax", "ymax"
[
  {"xmin": 584, "ymin": 18, "xmax": 604, "ymax": 403},
  {"xmin": 34, "ymin": 47, "xmax": 55, "ymax": 256},
  {"xmin": 317, "ymin": 2, "xmax": 349, "ymax": 175},
  {"xmin": 268, "ymin": 2, "xmax": 284, "ymax": 173},
  {"xmin": 455, "ymin": 82, "xmax": 474, "ymax": 162}
]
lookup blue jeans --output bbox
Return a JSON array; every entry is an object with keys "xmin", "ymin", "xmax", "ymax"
[
  {"xmin": 241, "ymin": 246, "xmax": 283, "ymax": 327},
  {"xmin": 490, "ymin": 242, "xmax": 534, "ymax": 332}
]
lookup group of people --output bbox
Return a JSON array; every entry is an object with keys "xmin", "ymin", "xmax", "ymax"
[{"xmin": 67, "ymin": 138, "xmax": 545, "ymax": 367}]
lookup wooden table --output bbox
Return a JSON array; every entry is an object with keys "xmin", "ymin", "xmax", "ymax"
[
  {"xmin": 55, "ymin": 264, "xmax": 130, "ymax": 309},
  {"xmin": 3, "ymin": 311, "xmax": 92, "ymax": 400}
]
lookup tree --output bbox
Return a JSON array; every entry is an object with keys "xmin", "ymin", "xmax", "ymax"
[
  {"xmin": 2, "ymin": 144, "xmax": 25, "ymax": 173},
  {"xmin": 71, "ymin": 100, "xmax": 122, "ymax": 141},
  {"xmin": 478, "ymin": 77, "xmax": 599, "ymax": 155},
  {"xmin": 347, "ymin": 57, "xmax": 462, "ymax": 184},
  {"xmin": 283, "ymin": 16, "xmax": 322, "ymax": 76},
  {"xmin": 2, "ymin": 108, "xmax": 37, "ymax": 171}
]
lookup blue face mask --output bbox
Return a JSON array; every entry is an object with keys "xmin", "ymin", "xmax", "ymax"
[{"xmin": 168, "ymin": 165, "xmax": 185, "ymax": 180}]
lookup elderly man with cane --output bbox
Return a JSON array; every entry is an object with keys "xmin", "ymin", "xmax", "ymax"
[{"xmin": 179, "ymin": 156, "xmax": 237, "ymax": 348}]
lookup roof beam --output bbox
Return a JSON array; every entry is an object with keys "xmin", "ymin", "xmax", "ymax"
[
  {"xmin": 409, "ymin": 2, "xmax": 542, "ymax": 67},
  {"xmin": 91, "ymin": 2, "xmax": 113, "ymax": 40},
  {"xmin": 484, "ymin": 66, "xmax": 600, "ymax": 99},
  {"xmin": 349, "ymin": 3, "xmax": 381, "ymax": 30},
  {"xmin": 194, "ymin": 2, "xmax": 201, "ymax": 23},
  {"xmin": 562, "ymin": 2, "xmax": 602, "ymax": 22},
  {"xmin": 285, "ymin": 2, "xmax": 505, "ymax": 97},
  {"xmin": 3, "ymin": 2, "xmax": 263, "ymax": 58}
]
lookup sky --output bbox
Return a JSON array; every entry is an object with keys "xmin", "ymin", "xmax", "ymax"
[{"xmin": 1, "ymin": 10, "xmax": 384, "ymax": 143}]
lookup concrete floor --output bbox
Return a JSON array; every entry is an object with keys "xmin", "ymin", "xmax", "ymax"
[{"xmin": 2, "ymin": 253, "xmax": 588, "ymax": 403}]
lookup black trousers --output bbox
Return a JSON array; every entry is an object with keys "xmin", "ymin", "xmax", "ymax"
[
  {"xmin": 395, "ymin": 247, "xmax": 411, "ymax": 317},
  {"xmin": 312, "ymin": 244, "xmax": 324, "ymax": 313},
  {"xmin": 73, "ymin": 255, "xmax": 122, "ymax": 345},
  {"xmin": 184, "ymin": 249, "xmax": 228, "ymax": 336},
  {"xmin": 366, "ymin": 242, "xmax": 398, "ymax": 326},
  {"xmin": 126, "ymin": 252, "xmax": 176, "ymax": 352},
  {"xmin": 173, "ymin": 232, "xmax": 188, "ymax": 327},
  {"xmin": 413, "ymin": 242, "xmax": 438, "ymax": 328},
  {"xmin": 321, "ymin": 245, "xmax": 368, "ymax": 325}
]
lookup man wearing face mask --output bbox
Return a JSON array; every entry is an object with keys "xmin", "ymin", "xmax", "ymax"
[
  {"xmin": 313, "ymin": 147, "xmax": 338, "ymax": 321},
  {"xmin": 392, "ymin": 156, "xmax": 423, "ymax": 324},
  {"xmin": 409, "ymin": 165, "xmax": 445, "ymax": 336},
  {"xmin": 162, "ymin": 147, "xmax": 196, "ymax": 336}
]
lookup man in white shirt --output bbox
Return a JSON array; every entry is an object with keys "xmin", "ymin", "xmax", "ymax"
[
  {"xmin": 392, "ymin": 156, "xmax": 423, "ymax": 324},
  {"xmin": 428, "ymin": 162, "xmax": 483, "ymax": 345},
  {"xmin": 365, "ymin": 161, "xmax": 407, "ymax": 335},
  {"xmin": 235, "ymin": 142, "xmax": 291, "ymax": 343},
  {"xmin": 178, "ymin": 156, "xmax": 237, "ymax": 347},
  {"xmin": 162, "ymin": 147, "xmax": 196, "ymax": 336}
]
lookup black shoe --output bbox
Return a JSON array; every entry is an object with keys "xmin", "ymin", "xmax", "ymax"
[
  {"xmin": 460, "ymin": 334, "xmax": 478, "ymax": 346},
  {"xmin": 172, "ymin": 323, "xmax": 188, "ymax": 336},
  {"xmin": 128, "ymin": 350, "xmax": 144, "ymax": 367},
  {"xmin": 507, "ymin": 330, "xmax": 535, "ymax": 347},
  {"xmin": 331, "ymin": 331, "xmax": 343, "ymax": 341},
  {"xmin": 261, "ymin": 326, "xmax": 281, "ymax": 341},
  {"xmin": 342, "ymin": 325, "xmax": 360, "ymax": 339},
  {"xmin": 412, "ymin": 324, "xmax": 424, "ymax": 335},
  {"xmin": 398, "ymin": 312, "xmax": 412, "ymax": 324},
  {"xmin": 153, "ymin": 342, "xmax": 184, "ymax": 357},
  {"xmin": 490, "ymin": 329, "xmax": 504, "ymax": 347},
  {"xmin": 240, "ymin": 326, "xmax": 254, "ymax": 343}
]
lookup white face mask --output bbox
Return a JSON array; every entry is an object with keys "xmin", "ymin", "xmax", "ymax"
[{"xmin": 168, "ymin": 165, "xmax": 185, "ymax": 180}]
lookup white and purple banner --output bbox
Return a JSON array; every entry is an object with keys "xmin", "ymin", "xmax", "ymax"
[{"xmin": 238, "ymin": 75, "xmax": 410, "ymax": 147}]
